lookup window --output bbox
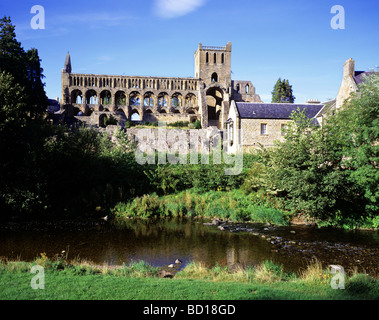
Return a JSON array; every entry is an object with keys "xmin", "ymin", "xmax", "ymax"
[
  {"xmin": 211, "ymin": 73, "xmax": 218, "ymax": 83},
  {"xmin": 214, "ymin": 53, "xmax": 217, "ymax": 64},
  {"xmin": 144, "ymin": 98, "xmax": 154, "ymax": 107},
  {"xmin": 221, "ymin": 53, "xmax": 224, "ymax": 64},
  {"xmin": 261, "ymin": 123, "xmax": 267, "ymax": 135},
  {"xmin": 246, "ymin": 84, "xmax": 250, "ymax": 94},
  {"xmin": 206, "ymin": 52, "xmax": 209, "ymax": 64}
]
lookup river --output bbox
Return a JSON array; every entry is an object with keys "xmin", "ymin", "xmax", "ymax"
[{"xmin": 0, "ymin": 217, "xmax": 378, "ymax": 276}]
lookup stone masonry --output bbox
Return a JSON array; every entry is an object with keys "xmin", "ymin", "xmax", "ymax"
[{"xmin": 61, "ymin": 42, "xmax": 262, "ymax": 130}]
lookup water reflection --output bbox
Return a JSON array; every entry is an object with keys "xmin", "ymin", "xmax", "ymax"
[{"xmin": 0, "ymin": 218, "xmax": 378, "ymax": 275}]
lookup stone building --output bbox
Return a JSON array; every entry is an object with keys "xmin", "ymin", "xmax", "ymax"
[
  {"xmin": 225, "ymin": 101, "xmax": 325, "ymax": 152},
  {"xmin": 335, "ymin": 58, "xmax": 374, "ymax": 109},
  {"xmin": 61, "ymin": 42, "xmax": 262, "ymax": 129}
]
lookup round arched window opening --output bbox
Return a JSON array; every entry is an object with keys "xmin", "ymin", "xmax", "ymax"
[{"xmin": 211, "ymin": 73, "xmax": 218, "ymax": 83}]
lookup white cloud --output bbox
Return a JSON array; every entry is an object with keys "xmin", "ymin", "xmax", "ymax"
[{"xmin": 154, "ymin": 0, "xmax": 207, "ymax": 19}]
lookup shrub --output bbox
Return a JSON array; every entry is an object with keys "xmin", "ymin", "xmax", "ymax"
[
  {"xmin": 346, "ymin": 274, "xmax": 379, "ymax": 297},
  {"xmin": 194, "ymin": 120, "xmax": 202, "ymax": 129}
]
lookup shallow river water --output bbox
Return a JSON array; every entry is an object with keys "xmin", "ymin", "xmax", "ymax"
[{"xmin": 0, "ymin": 218, "xmax": 378, "ymax": 276}]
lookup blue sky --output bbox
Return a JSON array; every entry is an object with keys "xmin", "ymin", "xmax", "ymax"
[{"xmin": 1, "ymin": 0, "xmax": 378, "ymax": 103}]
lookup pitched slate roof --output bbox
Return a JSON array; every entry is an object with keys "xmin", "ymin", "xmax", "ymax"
[
  {"xmin": 235, "ymin": 102, "xmax": 325, "ymax": 121},
  {"xmin": 354, "ymin": 71, "xmax": 374, "ymax": 84}
]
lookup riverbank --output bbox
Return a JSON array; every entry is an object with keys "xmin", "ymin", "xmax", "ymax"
[
  {"xmin": 1, "ymin": 258, "xmax": 378, "ymax": 300},
  {"xmin": 111, "ymin": 188, "xmax": 379, "ymax": 231},
  {"xmin": 112, "ymin": 189, "xmax": 290, "ymax": 226}
]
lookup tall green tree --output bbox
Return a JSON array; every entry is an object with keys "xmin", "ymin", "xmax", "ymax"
[
  {"xmin": 0, "ymin": 16, "xmax": 47, "ymax": 120},
  {"xmin": 324, "ymin": 73, "xmax": 379, "ymax": 216},
  {"xmin": 0, "ymin": 16, "xmax": 26, "ymax": 86},
  {"xmin": 25, "ymin": 48, "xmax": 47, "ymax": 117},
  {"xmin": 0, "ymin": 71, "xmax": 28, "ymax": 129},
  {"xmin": 266, "ymin": 72, "xmax": 379, "ymax": 227},
  {"xmin": 271, "ymin": 78, "xmax": 295, "ymax": 103}
]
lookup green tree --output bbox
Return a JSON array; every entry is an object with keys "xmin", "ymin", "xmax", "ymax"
[
  {"xmin": 0, "ymin": 71, "xmax": 28, "ymax": 129},
  {"xmin": 271, "ymin": 78, "xmax": 295, "ymax": 103},
  {"xmin": 266, "ymin": 73, "xmax": 379, "ymax": 227},
  {"xmin": 324, "ymin": 73, "xmax": 379, "ymax": 217},
  {"xmin": 0, "ymin": 17, "xmax": 47, "ymax": 120},
  {"xmin": 25, "ymin": 48, "xmax": 47, "ymax": 117},
  {"xmin": 0, "ymin": 16, "xmax": 26, "ymax": 86}
]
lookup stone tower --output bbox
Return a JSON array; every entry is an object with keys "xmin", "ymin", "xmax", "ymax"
[
  {"xmin": 61, "ymin": 52, "xmax": 71, "ymax": 105},
  {"xmin": 194, "ymin": 42, "xmax": 232, "ymax": 127},
  {"xmin": 194, "ymin": 42, "xmax": 232, "ymax": 88}
]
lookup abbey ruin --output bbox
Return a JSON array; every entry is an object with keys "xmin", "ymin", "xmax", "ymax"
[
  {"xmin": 61, "ymin": 42, "xmax": 262, "ymax": 130},
  {"xmin": 61, "ymin": 43, "xmax": 372, "ymax": 151}
]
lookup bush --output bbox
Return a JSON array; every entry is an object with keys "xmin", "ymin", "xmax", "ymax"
[
  {"xmin": 346, "ymin": 274, "xmax": 379, "ymax": 297},
  {"xmin": 194, "ymin": 120, "xmax": 202, "ymax": 129},
  {"xmin": 113, "ymin": 189, "xmax": 288, "ymax": 225}
]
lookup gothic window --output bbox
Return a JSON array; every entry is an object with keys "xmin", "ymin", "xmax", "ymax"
[
  {"xmin": 158, "ymin": 93, "xmax": 168, "ymax": 107},
  {"xmin": 100, "ymin": 90, "xmax": 112, "ymax": 105},
  {"xmin": 144, "ymin": 93, "xmax": 155, "ymax": 107},
  {"xmin": 172, "ymin": 93, "xmax": 182, "ymax": 107},
  {"xmin": 211, "ymin": 73, "xmax": 218, "ymax": 83},
  {"xmin": 130, "ymin": 92, "xmax": 141, "ymax": 106}
]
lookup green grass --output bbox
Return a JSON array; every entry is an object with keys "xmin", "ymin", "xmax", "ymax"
[
  {"xmin": 1, "ymin": 259, "xmax": 378, "ymax": 300},
  {"xmin": 112, "ymin": 189, "xmax": 289, "ymax": 226}
]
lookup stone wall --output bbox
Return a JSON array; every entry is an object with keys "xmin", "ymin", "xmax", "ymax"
[
  {"xmin": 240, "ymin": 118, "xmax": 292, "ymax": 149},
  {"xmin": 125, "ymin": 127, "xmax": 223, "ymax": 154}
]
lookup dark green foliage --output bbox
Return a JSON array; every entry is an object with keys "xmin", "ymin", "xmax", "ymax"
[
  {"xmin": 144, "ymin": 153, "xmax": 246, "ymax": 195},
  {"xmin": 0, "ymin": 17, "xmax": 47, "ymax": 119},
  {"xmin": 271, "ymin": 78, "xmax": 295, "ymax": 103},
  {"xmin": 104, "ymin": 115, "xmax": 118, "ymax": 127},
  {"xmin": 265, "ymin": 74, "xmax": 379, "ymax": 227},
  {"xmin": 193, "ymin": 119, "xmax": 202, "ymax": 129}
]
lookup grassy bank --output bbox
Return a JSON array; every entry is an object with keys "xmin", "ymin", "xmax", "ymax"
[
  {"xmin": 112, "ymin": 189, "xmax": 290, "ymax": 226},
  {"xmin": 1, "ymin": 257, "xmax": 378, "ymax": 300}
]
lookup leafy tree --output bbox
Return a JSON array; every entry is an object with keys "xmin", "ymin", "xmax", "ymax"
[
  {"xmin": 271, "ymin": 78, "xmax": 295, "ymax": 103},
  {"xmin": 0, "ymin": 71, "xmax": 28, "ymax": 129},
  {"xmin": 266, "ymin": 73, "xmax": 379, "ymax": 226},
  {"xmin": 25, "ymin": 48, "xmax": 47, "ymax": 117},
  {"xmin": 323, "ymin": 73, "xmax": 379, "ymax": 217},
  {"xmin": 0, "ymin": 17, "xmax": 47, "ymax": 120},
  {"xmin": 0, "ymin": 17, "xmax": 26, "ymax": 86}
]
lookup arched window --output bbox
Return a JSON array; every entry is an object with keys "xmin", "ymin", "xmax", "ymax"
[
  {"xmin": 246, "ymin": 84, "xmax": 250, "ymax": 94},
  {"xmin": 131, "ymin": 111, "xmax": 141, "ymax": 122},
  {"xmin": 158, "ymin": 93, "xmax": 168, "ymax": 107},
  {"xmin": 214, "ymin": 53, "xmax": 217, "ymax": 64},
  {"xmin": 172, "ymin": 93, "xmax": 182, "ymax": 107},
  {"xmin": 236, "ymin": 84, "xmax": 240, "ymax": 93},
  {"xmin": 211, "ymin": 73, "xmax": 218, "ymax": 83},
  {"xmin": 100, "ymin": 90, "xmax": 112, "ymax": 105},
  {"xmin": 221, "ymin": 53, "xmax": 224, "ymax": 64},
  {"xmin": 144, "ymin": 92, "xmax": 155, "ymax": 107},
  {"xmin": 206, "ymin": 52, "xmax": 209, "ymax": 64},
  {"xmin": 130, "ymin": 92, "xmax": 141, "ymax": 106}
]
